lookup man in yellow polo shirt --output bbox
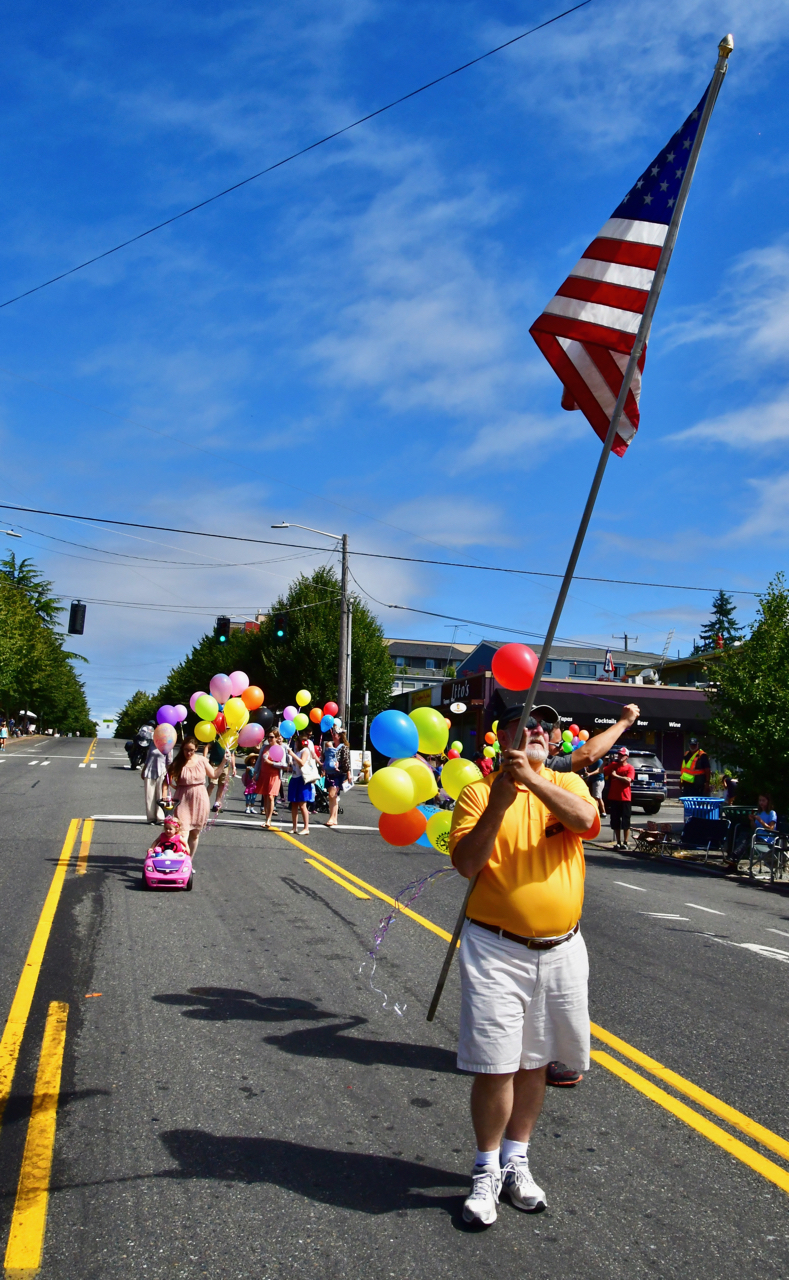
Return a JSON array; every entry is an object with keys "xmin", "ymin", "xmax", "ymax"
[{"xmin": 449, "ymin": 702, "xmax": 599, "ymax": 1227}]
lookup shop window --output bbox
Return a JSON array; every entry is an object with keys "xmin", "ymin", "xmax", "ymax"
[{"xmin": 573, "ymin": 662, "xmax": 596, "ymax": 677}]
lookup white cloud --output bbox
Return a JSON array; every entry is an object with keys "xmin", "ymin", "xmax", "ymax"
[
  {"xmin": 724, "ymin": 471, "xmax": 789, "ymax": 542},
  {"xmin": 452, "ymin": 410, "xmax": 587, "ymax": 473},
  {"xmin": 384, "ymin": 494, "xmax": 509, "ymax": 549},
  {"xmin": 668, "ymin": 391, "xmax": 789, "ymax": 448}
]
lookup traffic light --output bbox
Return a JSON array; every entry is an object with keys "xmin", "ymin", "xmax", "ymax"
[
  {"xmin": 68, "ymin": 600, "xmax": 86, "ymax": 635},
  {"xmin": 214, "ymin": 615, "xmax": 231, "ymax": 644},
  {"xmin": 274, "ymin": 612, "xmax": 287, "ymax": 643}
]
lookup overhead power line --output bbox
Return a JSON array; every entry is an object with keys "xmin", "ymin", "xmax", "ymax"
[
  {"xmin": 0, "ymin": 501, "xmax": 760, "ymax": 596},
  {"xmin": 0, "ymin": 1, "xmax": 591, "ymax": 312}
]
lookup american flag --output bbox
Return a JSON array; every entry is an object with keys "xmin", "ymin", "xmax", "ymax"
[{"xmin": 530, "ymin": 86, "xmax": 710, "ymax": 456}]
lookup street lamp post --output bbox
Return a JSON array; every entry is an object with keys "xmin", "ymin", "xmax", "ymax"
[{"xmin": 271, "ymin": 522, "xmax": 350, "ymax": 720}]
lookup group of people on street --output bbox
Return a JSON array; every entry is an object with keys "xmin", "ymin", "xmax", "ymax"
[{"xmin": 139, "ymin": 724, "xmax": 353, "ymax": 850}]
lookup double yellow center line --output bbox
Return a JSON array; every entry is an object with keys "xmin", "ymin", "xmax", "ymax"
[{"xmin": 276, "ymin": 828, "xmax": 789, "ymax": 1198}]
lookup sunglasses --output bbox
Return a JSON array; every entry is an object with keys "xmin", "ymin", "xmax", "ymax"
[{"xmin": 524, "ymin": 716, "xmax": 557, "ymax": 732}]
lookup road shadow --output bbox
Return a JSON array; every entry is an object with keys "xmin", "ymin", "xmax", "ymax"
[
  {"xmin": 158, "ymin": 1130, "xmax": 466, "ymax": 1214},
  {"xmin": 1, "ymin": 1088, "xmax": 110, "ymax": 1128},
  {"xmin": 264, "ymin": 1015, "xmax": 458, "ymax": 1073},
  {"xmin": 152, "ymin": 988, "xmax": 337, "ymax": 1022}
]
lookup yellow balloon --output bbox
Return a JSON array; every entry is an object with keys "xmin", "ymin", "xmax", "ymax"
[
  {"xmin": 390, "ymin": 757, "xmax": 438, "ymax": 804},
  {"xmin": 223, "ymin": 697, "xmax": 250, "ymax": 731},
  {"xmin": 194, "ymin": 720, "xmax": 217, "ymax": 743},
  {"xmin": 483, "ymin": 745, "xmax": 496, "ymax": 758},
  {"xmin": 368, "ymin": 766, "xmax": 417, "ymax": 815},
  {"xmin": 408, "ymin": 706, "xmax": 449, "ymax": 755},
  {"xmin": 296, "ymin": 689, "xmax": 311, "ymax": 707},
  {"xmin": 218, "ymin": 729, "xmax": 238, "ymax": 749},
  {"xmin": 441, "ymin": 757, "xmax": 483, "ymax": 800},
  {"xmin": 426, "ymin": 811, "xmax": 453, "ymax": 855},
  {"xmin": 492, "ymin": 720, "xmax": 498, "ymax": 732}
]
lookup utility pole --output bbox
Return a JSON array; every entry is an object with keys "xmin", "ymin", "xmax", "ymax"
[
  {"xmin": 338, "ymin": 533, "xmax": 349, "ymax": 720},
  {"xmin": 612, "ymin": 633, "xmax": 638, "ymax": 653}
]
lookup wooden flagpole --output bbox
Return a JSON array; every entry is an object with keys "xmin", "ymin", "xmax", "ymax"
[{"xmin": 427, "ymin": 35, "xmax": 733, "ymax": 1023}]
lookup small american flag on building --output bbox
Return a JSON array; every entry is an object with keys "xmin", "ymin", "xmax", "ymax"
[{"xmin": 530, "ymin": 86, "xmax": 710, "ymax": 456}]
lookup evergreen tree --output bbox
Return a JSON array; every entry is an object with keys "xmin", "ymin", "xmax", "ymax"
[
  {"xmin": 708, "ymin": 574, "xmax": 789, "ymax": 809},
  {"xmin": 115, "ymin": 690, "xmax": 159, "ymax": 739},
  {"xmin": 0, "ymin": 574, "xmax": 94, "ymax": 733},
  {"xmin": 698, "ymin": 589, "xmax": 742, "ymax": 652},
  {"xmin": 0, "ymin": 553, "xmax": 62, "ymax": 626}
]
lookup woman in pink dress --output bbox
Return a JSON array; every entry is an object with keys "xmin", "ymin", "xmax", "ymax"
[{"xmin": 169, "ymin": 738, "xmax": 220, "ymax": 859}]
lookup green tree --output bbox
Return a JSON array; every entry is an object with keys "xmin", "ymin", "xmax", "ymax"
[
  {"xmin": 696, "ymin": 589, "xmax": 743, "ymax": 653},
  {"xmin": 0, "ymin": 553, "xmax": 62, "ymax": 626},
  {"xmin": 707, "ymin": 573, "xmax": 789, "ymax": 810},
  {"xmin": 115, "ymin": 690, "xmax": 159, "ymax": 739},
  {"xmin": 0, "ymin": 575, "xmax": 94, "ymax": 734},
  {"xmin": 136, "ymin": 566, "xmax": 394, "ymax": 739}
]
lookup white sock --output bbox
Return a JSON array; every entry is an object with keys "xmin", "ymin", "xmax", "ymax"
[
  {"xmin": 473, "ymin": 1148, "xmax": 500, "ymax": 1171},
  {"xmin": 501, "ymin": 1138, "xmax": 529, "ymax": 1164}
]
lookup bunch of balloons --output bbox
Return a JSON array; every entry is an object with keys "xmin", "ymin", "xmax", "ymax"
[
  {"xmin": 189, "ymin": 671, "xmax": 266, "ymax": 751},
  {"xmin": 279, "ymin": 695, "xmax": 341, "ymax": 740},
  {"xmin": 368, "ymin": 708, "xmax": 482, "ymax": 851},
  {"xmin": 560, "ymin": 723, "xmax": 590, "ymax": 753},
  {"xmin": 152, "ymin": 701, "xmax": 188, "ymax": 752}
]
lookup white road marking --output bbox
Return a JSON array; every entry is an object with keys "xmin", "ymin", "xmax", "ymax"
[
  {"xmin": 89, "ymin": 763, "xmax": 97, "ymax": 769},
  {"xmin": 78, "ymin": 763, "xmax": 86, "ymax": 768},
  {"xmin": 40, "ymin": 761, "xmax": 49, "ymax": 766},
  {"xmin": 639, "ymin": 912, "xmax": 689, "ymax": 920},
  {"xmin": 706, "ymin": 935, "xmax": 789, "ymax": 964},
  {"xmin": 767, "ymin": 927, "xmax": 789, "ymax": 939},
  {"xmin": 28, "ymin": 761, "xmax": 39, "ymax": 766},
  {"xmin": 685, "ymin": 903, "xmax": 725, "ymax": 915},
  {"xmin": 615, "ymin": 881, "xmax": 646, "ymax": 891}
]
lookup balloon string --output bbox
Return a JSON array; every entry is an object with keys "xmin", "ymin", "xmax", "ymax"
[{"xmin": 359, "ymin": 864, "xmax": 458, "ymax": 1015}]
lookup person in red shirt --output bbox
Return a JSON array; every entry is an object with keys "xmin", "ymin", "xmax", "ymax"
[{"xmin": 604, "ymin": 747, "xmax": 635, "ymax": 849}]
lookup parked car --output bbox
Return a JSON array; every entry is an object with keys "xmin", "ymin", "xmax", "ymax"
[{"xmin": 603, "ymin": 749, "xmax": 667, "ymax": 815}]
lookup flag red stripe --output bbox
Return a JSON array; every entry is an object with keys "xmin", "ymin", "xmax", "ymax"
[
  {"xmin": 556, "ymin": 276, "xmax": 649, "ymax": 314},
  {"xmin": 530, "ymin": 331, "xmax": 631, "ymax": 456},
  {"xmin": 530, "ymin": 312, "xmax": 635, "ymax": 356},
  {"xmin": 586, "ymin": 342, "xmax": 642, "ymax": 427},
  {"xmin": 582, "ymin": 238, "xmax": 662, "ymax": 270}
]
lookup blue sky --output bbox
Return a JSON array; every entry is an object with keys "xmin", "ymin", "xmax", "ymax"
[{"xmin": 0, "ymin": 0, "xmax": 786, "ymax": 726}]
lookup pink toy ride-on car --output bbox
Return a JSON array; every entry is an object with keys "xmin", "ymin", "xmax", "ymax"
[{"xmin": 142, "ymin": 819, "xmax": 193, "ymax": 891}]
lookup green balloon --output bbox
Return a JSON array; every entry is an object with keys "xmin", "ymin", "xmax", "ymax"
[
  {"xmin": 562, "ymin": 741, "xmax": 573, "ymax": 753},
  {"xmin": 293, "ymin": 712, "xmax": 309, "ymax": 731},
  {"xmin": 561, "ymin": 729, "xmax": 572, "ymax": 741}
]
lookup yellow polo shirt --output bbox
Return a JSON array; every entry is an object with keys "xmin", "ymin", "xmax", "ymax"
[{"xmin": 448, "ymin": 768, "xmax": 600, "ymax": 937}]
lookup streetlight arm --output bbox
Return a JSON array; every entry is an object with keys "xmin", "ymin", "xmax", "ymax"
[{"xmin": 271, "ymin": 521, "xmax": 342, "ymax": 541}]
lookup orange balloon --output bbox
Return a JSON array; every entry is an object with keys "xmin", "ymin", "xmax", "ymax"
[
  {"xmin": 444, "ymin": 717, "xmax": 452, "ymax": 728},
  {"xmin": 309, "ymin": 707, "xmax": 323, "ymax": 723},
  {"xmin": 484, "ymin": 731, "xmax": 496, "ymax": 745},
  {"xmin": 379, "ymin": 809, "xmax": 428, "ymax": 847},
  {"xmin": 241, "ymin": 685, "xmax": 264, "ymax": 710}
]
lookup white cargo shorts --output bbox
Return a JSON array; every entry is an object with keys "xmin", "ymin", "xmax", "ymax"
[{"xmin": 457, "ymin": 919, "xmax": 590, "ymax": 1075}]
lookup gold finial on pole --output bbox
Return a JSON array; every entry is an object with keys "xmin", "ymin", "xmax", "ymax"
[{"xmin": 719, "ymin": 33, "xmax": 734, "ymax": 59}]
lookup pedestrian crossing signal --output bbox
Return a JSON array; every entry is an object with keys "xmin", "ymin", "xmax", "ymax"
[
  {"xmin": 214, "ymin": 615, "xmax": 231, "ymax": 643},
  {"xmin": 274, "ymin": 613, "xmax": 287, "ymax": 642},
  {"xmin": 68, "ymin": 600, "xmax": 86, "ymax": 635}
]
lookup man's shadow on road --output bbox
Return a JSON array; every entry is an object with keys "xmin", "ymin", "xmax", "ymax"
[
  {"xmin": 152, "ymin": 988, "xmax": 335, "ymax": 1022},
  {"xmin": 159, "ymin": 1130, "xmax": 467, "ymax": 1216}
]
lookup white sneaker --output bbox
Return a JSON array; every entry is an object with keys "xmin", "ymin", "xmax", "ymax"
[
  {"xmin": 462, "ymin": 1165, "xmax": 502, "ymax": 1225},
  {"xmin": 501, "ymin": 1159, "xmax": 547, "ymax": 1212}
]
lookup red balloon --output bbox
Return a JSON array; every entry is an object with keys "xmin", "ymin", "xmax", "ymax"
[
  {"xmin": 378, "ymin": 809, "xmax": 428, "ymax": 847},
  {"xmin": 491, "ymin": 643, "xmax": 539, "ymax": 691},
  {"xmin": 213, "ymin": 712, "xmax": 227, "ymax": 734},
  {"xmin": 241, "ymin": 685, "xmax": 264, "ymax": 710},
  {"xmin": 569, "ymin": 723, "xmax": 580, "ymax": 736},
  {"xmin": 446, "ymin": 748, "xmax": 460, "ymax": 759},
  {"xmin": 309, "ymin": 707, "xmax": 323, "ymax": 723},
  {"xmin": 323, "ymin": 701, "xmax": 339, "ymax": 718}
]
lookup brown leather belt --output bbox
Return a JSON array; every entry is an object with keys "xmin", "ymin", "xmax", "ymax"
[{"xmin": 466, "ymin": 918, "xmax": 580, "ymax": 951}]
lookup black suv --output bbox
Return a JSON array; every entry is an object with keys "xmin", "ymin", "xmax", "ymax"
[{"xmin": 603, "ymin": 749, "xmax": 667, "ymax": 815}]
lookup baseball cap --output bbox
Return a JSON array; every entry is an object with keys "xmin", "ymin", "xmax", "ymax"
[
  {"xmin": 498, "ymin": 703, "xmax": 559, "ymax": 729},
  {"xmin": 616, "ymin": 747, "xmax": 629, "ymax": 756},
  {"xmin": 689, "ymin": 737, "xmax": 699, "ymax": 745}
]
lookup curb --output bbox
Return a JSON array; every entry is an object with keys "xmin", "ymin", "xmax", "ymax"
[{"xmin": 585, "ymin": 841, "xmax": 789, "ymax": 898}]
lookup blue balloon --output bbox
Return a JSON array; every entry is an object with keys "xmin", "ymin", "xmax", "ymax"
[
  {"xmin": 416, "ymin": 802, "xmax": 441, "ymax": 847},
  {"xmin": 280, "ymin": 720, "xmax": 296, "ymax": 739},
  {"xmin": 370, "ymin": 709, "xmax": 419, "ymax": 759},
  {"xmin": 320, "ymin": 714, "xmax": 334, "ymax": 731}
]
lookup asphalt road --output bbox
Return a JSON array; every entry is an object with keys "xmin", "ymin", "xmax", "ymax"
[{"xmin": 1, "ymin": 738, "xmax": 788, "ymax": 1279}]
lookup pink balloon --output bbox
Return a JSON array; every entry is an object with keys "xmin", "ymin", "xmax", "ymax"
[
  {"xmin": 153, "ymin": 723, "xmax": 176, "ymax": 751},
  {"xmin": 156, "ymin": 705, "xmax": 178, "ymax": 726},
  {"xmin": 229, "ymin": 670, "xmax": 250, "ymax": 697},
  {"xmin": 283, "ymin": 705, "xmax": 297, "ymax": 721},
  {"xmin": 173, "ymin": 704, "xmax": 188, "ymax": 723},
  {"xmin": 267, "ymin": 742, "xmax": 285, "ymax": 763},
  {"xmin": 210, "ymin": 673, "xmax": 233, "ymax": 703},
  {"xmin": 238, "ymin": 723, "xmax": 265, "ymax": 749},
  {"xmin": 190, "ymin": 691, "xmax": 206, "ymax": 712}
]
